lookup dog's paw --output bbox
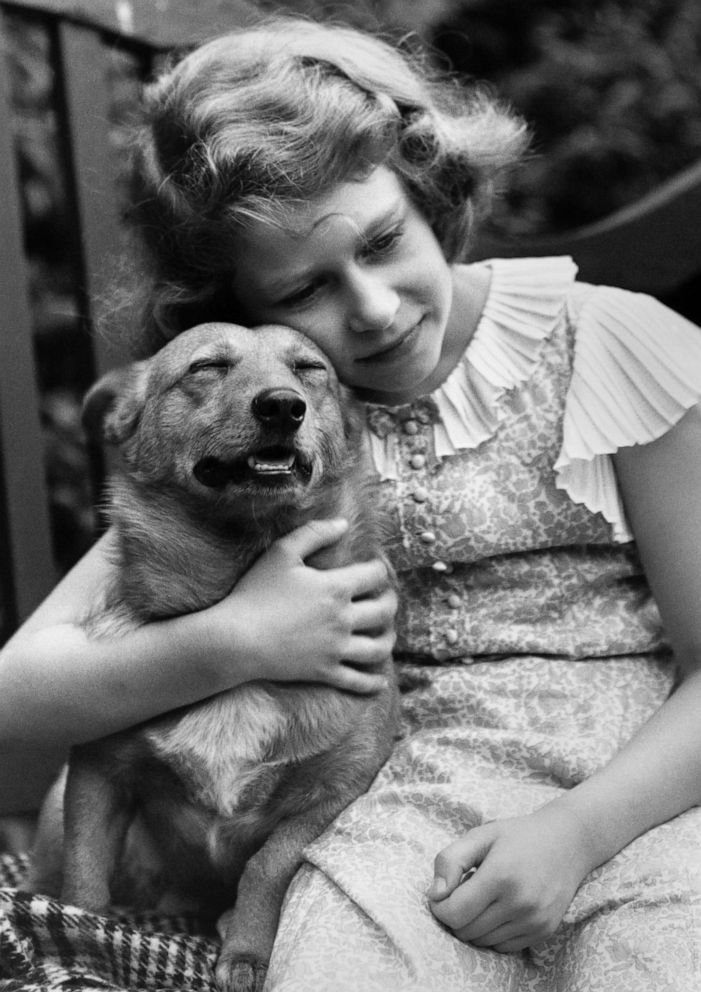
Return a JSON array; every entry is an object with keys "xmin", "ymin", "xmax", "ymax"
[{"xmin": 215, "ymin": 953, "xmax": 268, "ymax": 992}]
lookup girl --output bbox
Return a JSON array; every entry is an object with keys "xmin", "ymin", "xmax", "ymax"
[{"xmin": 2, "ymin": 16, "xmax": 701, "ymax": 992}]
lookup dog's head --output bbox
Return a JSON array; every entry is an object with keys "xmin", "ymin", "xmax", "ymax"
[{"xmin": 83, "ymin": 322, "xmax": 364, "ymax": 521}]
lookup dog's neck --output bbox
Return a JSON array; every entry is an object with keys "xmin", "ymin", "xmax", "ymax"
[{"xmin": 105, "ymin": 465, "xmax": 370, "ymax": 623}]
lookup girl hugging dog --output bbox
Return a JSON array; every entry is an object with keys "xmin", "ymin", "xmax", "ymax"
[{"xmin": 2, "ymin": 15, "xmax": 701, "ymax": 992}]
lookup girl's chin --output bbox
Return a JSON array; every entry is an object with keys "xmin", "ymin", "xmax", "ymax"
[
  {"xmin": 347, "ymin": 324, "xmax": 445, "ymax": 401},
  {"xmin": 350, "ymin": 360, "xmax": 441, "ymax": 404}
]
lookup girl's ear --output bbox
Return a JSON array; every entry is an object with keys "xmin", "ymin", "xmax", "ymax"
[{"xmin": 82, "ymin": 361, "xmax": 150, "ymax": 445}]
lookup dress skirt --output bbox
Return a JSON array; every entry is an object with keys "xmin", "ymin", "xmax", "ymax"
[{"xmin": 266, "ymin": 655, "xmax": 701, "ymax": 992}]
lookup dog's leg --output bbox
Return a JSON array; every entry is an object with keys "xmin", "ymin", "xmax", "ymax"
[
  {"xmin": 61, "ymin": 744, "xmax": 131, "ymax": 912},
  {"xmin": 215, "ymin": 805, "xmax": 340, "ymax": 992},
  {"xmin": 24, "ymin": 767, "xmax": 67, "ymax": 896}
]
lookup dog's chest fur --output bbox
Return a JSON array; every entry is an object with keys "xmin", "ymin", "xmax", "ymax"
[
  {"xmin": 140, "ymin": 681, "xmax": 361, "ymax": 819},
  {"xmin": 91, "ymin": 475, "xmax": 380, "ymax": 826}
]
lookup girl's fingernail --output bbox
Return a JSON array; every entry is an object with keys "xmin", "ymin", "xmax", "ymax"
[{"xmin": 429, "ymin": 876, "xmax": 447, "ymax": 899}]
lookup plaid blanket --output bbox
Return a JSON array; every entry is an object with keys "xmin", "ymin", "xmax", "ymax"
[{"xmin": 0, "ymin": 854, "xmax": 220, "ymax": 991}]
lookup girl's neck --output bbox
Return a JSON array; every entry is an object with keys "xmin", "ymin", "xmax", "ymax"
[{"xmin": 358, "ymin": 263, "xmax": 491, "ymax": 408}]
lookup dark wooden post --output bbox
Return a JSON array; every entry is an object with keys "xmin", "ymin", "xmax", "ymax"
[{"xmin": 0, "ymin": 13, "xmax": 57, "ymax": 638}]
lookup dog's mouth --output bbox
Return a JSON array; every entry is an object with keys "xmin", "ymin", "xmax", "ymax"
[
  {"xmin": 193, "ymin": 445, "xmax": 312, "ymax": 489},
  {"xmin": 247, "ymin": 446, "xmax": 296, "ymax": 476}
]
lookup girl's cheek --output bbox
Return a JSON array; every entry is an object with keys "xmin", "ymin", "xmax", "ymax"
[{"xmin": 298, "ymin": 309, "xmax": 342, "ymax": 349}]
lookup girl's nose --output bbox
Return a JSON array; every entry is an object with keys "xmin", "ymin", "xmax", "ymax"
[{"xmin": 346, "ymin": 273, "xmax": 400, "ymax": 334}]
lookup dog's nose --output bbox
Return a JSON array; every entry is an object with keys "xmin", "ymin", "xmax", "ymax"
[{"xmin": 252, "ymin": 389, "xmax": 306, "ymax": 432}]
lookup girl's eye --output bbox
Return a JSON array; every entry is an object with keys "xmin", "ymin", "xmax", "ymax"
[
  {"xmin": 363, "ymin": 225, "xmax": 403, "ymax": 259},
  {"xmin": 281, "ymin": 279, "xmax": 324, "ymax": 308}
]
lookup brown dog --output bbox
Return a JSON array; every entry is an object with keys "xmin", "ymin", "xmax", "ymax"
[{"xmin": 29, "ymin": 322, "xmax": 398, "ymax": 992}]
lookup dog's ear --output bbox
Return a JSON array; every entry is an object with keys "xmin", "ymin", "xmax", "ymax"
[{"xmin": 82, "ymin": 362, "xmax": 150, "ymax": 445}]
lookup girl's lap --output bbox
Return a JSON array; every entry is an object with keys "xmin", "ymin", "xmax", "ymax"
[
  {"xmin": 269, "ymin": 788, "xmax": 701, "ymax": 992},
  {"xmin": 266, "ymin": 654, "xmax": 700, "ymax": 992}
]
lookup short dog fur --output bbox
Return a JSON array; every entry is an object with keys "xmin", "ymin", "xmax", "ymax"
[{"xmin": 29, "ymin": 322, "xmax": 399, "ymax": 992}]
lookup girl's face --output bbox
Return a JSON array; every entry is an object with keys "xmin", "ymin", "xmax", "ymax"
[{"xmin": 230, "ymin": 167, "xmax": 454, "ymax": 402}]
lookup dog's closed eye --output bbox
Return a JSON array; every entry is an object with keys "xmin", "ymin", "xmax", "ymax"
[
  {"xmin": 188, "ymin": 359, "xmax": 230, "ymax": 374},
  {"xmin": 293, "ymin": 361, "xmax": 326, "ymax": 374}
]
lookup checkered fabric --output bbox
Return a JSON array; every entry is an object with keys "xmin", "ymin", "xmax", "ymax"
[{"xmin": 0, "ymin": 854, "xmax": 219, "ymax": 991}]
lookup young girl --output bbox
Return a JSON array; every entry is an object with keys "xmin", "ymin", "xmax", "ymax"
[{"xmin": 2, "ymin": 16, "xmax": 701, "ymax": 992}]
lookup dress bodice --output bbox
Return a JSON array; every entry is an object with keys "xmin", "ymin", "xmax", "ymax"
[{"xmin": 363, "ymin": 257, "xmax": 701, "ymax": 662}]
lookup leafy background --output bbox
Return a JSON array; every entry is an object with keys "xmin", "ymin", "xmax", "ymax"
[{"xmin": 5, "ymin": 0, "xmax": 701, "ymax": 574}]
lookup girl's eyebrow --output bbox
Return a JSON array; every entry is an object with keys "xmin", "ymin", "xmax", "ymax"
[
  {"xmin": 311, "ymin": 201, "xmax": 404, "ymax": 243},
  {"xmin": 264, "ymin": 201, "xmax": 405, "ymax": 298}
]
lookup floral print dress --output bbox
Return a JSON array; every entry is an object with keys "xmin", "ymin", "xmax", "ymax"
[{"xmin": 265, "ymin": 257, "xmax": 701, "ymax": 992}]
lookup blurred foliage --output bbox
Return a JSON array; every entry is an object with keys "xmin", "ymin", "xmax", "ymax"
[
  {"xmin": 429, "ymin": 0, "xmax": 701, "ymax": 233},
  {"xmin": 256, "ymin": 0, "xmax": 459, "ymax": 36},
  {"xmin": 263, "ymin": 0, "xmax": 701, "ymax": 231},
  {"xmin": 2, "ymin": 0, "xmax": 700, "ymax": 574}
]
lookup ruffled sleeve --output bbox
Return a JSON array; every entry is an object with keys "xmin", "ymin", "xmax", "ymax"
[
  {"xmin": 434, "ymin": 256, "xmax": 579, "ymax": 459},
  {"xmin": 554, "ymin": 286, "xmax": 701, "ymax": 542},
  {"xmin": 367, "ymin": 256, "xmax": 578, "ymax": 479}
]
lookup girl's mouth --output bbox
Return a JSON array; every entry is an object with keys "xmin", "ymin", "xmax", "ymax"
[{"xmin": 356, "ymin": 320, "xmax": 422, "ymax": 366}]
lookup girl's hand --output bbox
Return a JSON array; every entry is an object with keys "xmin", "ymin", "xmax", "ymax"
[
  {"xmin": 213, "ymin": 518, "xmax": 397, "ymax": 694},
  {"xmin": 428, "ymin": 805, "xmax": 596, "ymax": 952}
]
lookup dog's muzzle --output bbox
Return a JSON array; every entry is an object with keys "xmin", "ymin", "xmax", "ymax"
[{"xmin": 194, "ymin": 388, "xmax": 311, "ymax": 489}]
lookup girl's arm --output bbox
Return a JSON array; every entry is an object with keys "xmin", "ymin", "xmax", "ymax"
[
  {"xmin": 0, "ymin": 518, "xmax": 395, "ymax": 752},
  {"xmin": 429, "ymin": 403, "xmax": 701, "ymax": 952}
]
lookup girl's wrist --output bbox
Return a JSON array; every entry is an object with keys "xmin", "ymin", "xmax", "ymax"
[
  {"xmin": 184, "ymin": 595, "xmax": 260, "ymax": 691},
  {"xmin": 533, "ymin": 797, "xmax": 608, "ymax": 878}
]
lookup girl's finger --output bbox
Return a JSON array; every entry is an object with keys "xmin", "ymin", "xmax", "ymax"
[
  {"xmin": 349, "ymin": 593, "xmax": 397, "ymax": 633},
  {"xmin": 491, "ymin": 935, "xmax": 542, "ymax": 954},
  {"xmin": 475, "ymin": 925, "xmax": 543, "ymax": 953},
  {"xmin": 342, "ymin": 632, "xmax": 396, "ymax": 666},
  {"xmin": 430, "ymin": 883, "xmax": 501, "ymax": 934},
  {"xmin": 429, "ymin": 824, "xmax": 498, "ymax": 900},
  {"xmin": 343, "ymin": 559, "xmax": 394, "ymax": 598},
  {"xmin": 331, "ymin": 665, "xmax": 390, "ymax": 696},
  {"xmin": 277, "ymin": 518, "xmax": 349, "ymax": 561},
  {"xmin": 458, "ymin": 915, "xmax": 525, "ymax": 948},
  {"xmin": 460, "ymin": 903, "xmax": 555, "ymax": 951},
  {"xmin": 469, "ymin": 915, "xmax": 558, "ymax": 952},
  {"xmin": 451, "ymin": 900, "xmax": 512, "ymax": 944}
]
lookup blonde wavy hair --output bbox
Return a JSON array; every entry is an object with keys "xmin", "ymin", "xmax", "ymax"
[{"xmin": 121, "ymin": 16, "xmax": 528, "ymax": 354}]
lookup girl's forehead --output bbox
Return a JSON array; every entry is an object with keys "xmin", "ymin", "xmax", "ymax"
[
  {"xmin": 235, "ymin": 166, "xmax": 407, "ymax": 274},
  {"xmin": 268, "ymin": 166, "xmax": 406, "ymax": 241}
]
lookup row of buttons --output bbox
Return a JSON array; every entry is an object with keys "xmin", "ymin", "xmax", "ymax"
[{"xmin": 402, "ymin": 416, "xmax": 460, "ymax": 654}]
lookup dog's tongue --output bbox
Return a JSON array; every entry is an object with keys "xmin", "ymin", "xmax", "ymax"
[{"xmin": 247, "ymin": 452, "xmax": 295, "ymax": 475}]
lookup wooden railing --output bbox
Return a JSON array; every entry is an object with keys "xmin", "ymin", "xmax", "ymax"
[{"xmin": 0, "ymin": 0, "xmax": 256, "ymax": 642}]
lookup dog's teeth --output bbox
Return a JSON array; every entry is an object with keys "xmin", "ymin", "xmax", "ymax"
[{"xmin": 247, "ymin": 454, "xmax": 295, "ymax": 473}]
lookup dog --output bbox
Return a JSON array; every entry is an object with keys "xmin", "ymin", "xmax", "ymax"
[{"xmin": 28, "ymin": 322, "xmax": 399, "ymax": 992}]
